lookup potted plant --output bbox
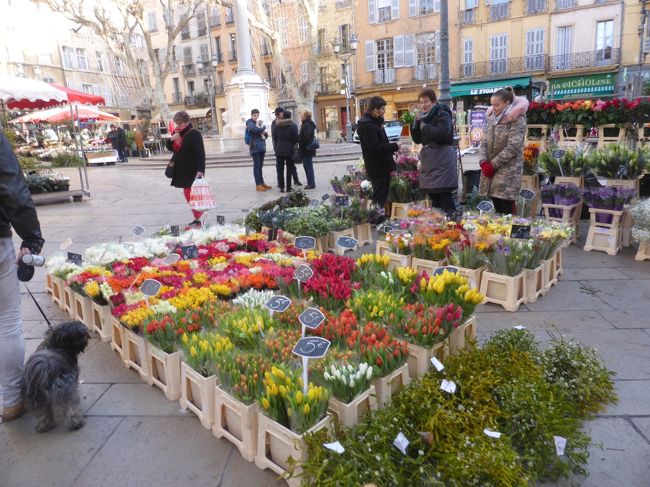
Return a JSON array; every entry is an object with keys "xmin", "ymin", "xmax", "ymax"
[
  {"xmin": 143, "ymin": 314, "xmax": 182, "ymax": 401},
  {"xmin": 322, "ymin": 362, "xmax": 376, "ymax": 427}
]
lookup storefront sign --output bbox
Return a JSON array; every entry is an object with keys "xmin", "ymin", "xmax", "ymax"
[
  {"xmin": 549, "ymin": 73, "xmax": 616, "ymax": 99},
  {"xmin": 470, "ymin": 108, "xmax": 486, "ymax": 147}
]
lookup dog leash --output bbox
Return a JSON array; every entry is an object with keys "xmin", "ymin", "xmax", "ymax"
[{"xmin": 24, "ymin": 284, "xmax": 53, "ymax": 330}]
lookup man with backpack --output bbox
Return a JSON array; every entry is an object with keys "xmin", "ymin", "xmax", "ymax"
[{"xmin": 245, "ymin": 109, "xmax": 270, "ymax": 192}]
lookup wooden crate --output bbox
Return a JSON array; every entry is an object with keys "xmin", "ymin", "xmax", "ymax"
[
  {"xmin": 180, "ymin": 362, "xmax": 217, "ymax": 430},
  {"xmin": 597, "ymin": 124, "xmax": 626, "ymax": 148},
  {"xmin": 554, "ymin": 247, "xmax": 564, "ymax": 276},
  {"xmin": 455, "ymin": 266, "xmax": 485, "ymax": 290},
  {"xmin": 328, "ymin": 228, "xmax": 355, "ymax": 254},
  {"xmin": 390, "ymin": 202, "xmax": 413, "ymax": 219},
  {"xmin": 386, "ymin": 251, "xmax": 412, "ymax": 271},
  {"xmin": 636, "ymin": 241, "xmax": 650, "ymax": 261},
  {"xmin": 213, "ymin": 386, "xmax": 259, "ymax": 462},
  {"xmin": 410, "ymin": 257, "xmax": 446, "ymax": 276},
  {"xmin": 147, "ymin": 346, "xmax": 181, "ymax": 401},
  {"xmin": 407, "ymin": 341, "xmax": 448, "ymax": 379},
  {"xmin": 110, "ymin": 316, "xmax": 125, "ymax": 358},
  {"xmin": 525, "ymin": 125, "xmax": 550, "ymax": 151},
  {"xmin": 542, "ymin": 257, "xmax": 558, "ymax": 292},
  {"xmin": 554, "ymin": 176, "xmax": 584, "ymax": 189},
  {"xmin": 559, "ymin": 124, "xmax": 585, "ymax": 146},
  {"xmin": 479, "ymin": 271, "xmax": 527, "ymax": 312},
  {"xmin": 63, "ymin": 284, "xmax": 74, "ymax": 318},
  {"xmin": 90, "ymin": 301, "xmax": 112, "ymax": 342},
  {"xmin": 525, "ymin": 265, "xmax": 545, "ymax": 304},
  {"xmin": 255, "ymin": 413, "xmax": 332, "ymax": 487},
  {"xmin": 372, "ymin": 363, "xmax": 410, "ymax": 406},
  {"xmin": 449, "ymin": 315, "xmax": 477, "ymax": 356},
  {"xmin": 123, "ymin": 327, "xmax": 150, "ymax": 382},
  {"xmin": 375, "ymin": 240, "xmax": 390, "ymax": 256},
  {"xmin": 73, "ymin": 293, "xmax": 92, "ymax": 326},
  {"xmin": 328, "ymin": 386, "xmax": 377, "ymax": 428},
  {"xmin": 45, "ymin": 273, "xmax": 54, "ymax": 295},
  {"xmin": 584, "ymin": 208, "xmax": 624, "ymax": 256},
  {"xmin": 354, "ymin": 223, "xmax": 373, "ymax": 247},
  {"xmin": 50, "ymin": 276, "xmax": 65, "ymax": 309},
  {"xmin": 542, "ymin": 202, "xmax": 582, "ymax": 245}
]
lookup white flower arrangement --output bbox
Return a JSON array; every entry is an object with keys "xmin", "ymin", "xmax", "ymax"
[
  {"xmin": 151, "ymin": 300, "xmax": 177, "ymax": 315},
  {"xmin": 232, "ymin": 289, "xmax": 276, "ymax": 309},
  {"xmin": 45, "ymin": 254, "xmax": 81, "ymax": 279},
  {"xmin": 323, "ymin": 362, "xmax": 374, "ymax": 404}
]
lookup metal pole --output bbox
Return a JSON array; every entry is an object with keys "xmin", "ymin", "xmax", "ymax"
[
  {"xmin": 438, "ymin": 0, "xmax": 451, "ymax": 106},
  {"xmin": 635, "ymin": 1, "xmax": 648, "ymax": 98},
  {"xmin": 345, "ymin": 62, "xmax": 352, "ymax": 142}
]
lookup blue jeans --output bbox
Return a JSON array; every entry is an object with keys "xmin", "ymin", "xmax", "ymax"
[
  {"xmin": 0, "ymin": 238, "xmax": 24, "ymax": 409},
  {"xmin": 302, "ymin": 154, "xmax": 315, "ymax": 187},
  {"xmin": 252, "ymin": 152, "xmax": 265, "ymax": 185}
]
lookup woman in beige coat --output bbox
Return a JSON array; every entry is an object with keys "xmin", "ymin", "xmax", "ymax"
[{"xmin": 478, "ymin": 87, "xmax": 527, "ymax": 214}]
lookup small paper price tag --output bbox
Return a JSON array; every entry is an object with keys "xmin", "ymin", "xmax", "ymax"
[
  {"xmin": 170, "ymin": 225, "xmax": 180, "ymax": 237},
  {"xmin": 440, "ymin": 379, "xmax": 457, "ymax": 394},
  {"xmin": 323, "ymin": 441, "xmax": 345, "ymax": 454},
  {"xmin": 430, "ymin": 356, "xmax": 444, "ymax": 372},
  {"xmin": 484, "ymin": 428, "xmax": 501, "ymax": 439},
  {"xmin": 513, "ymin": 325, "xmax": 526, "ymax": 330},
  {"xmin": 553, "ymin": 435, "xmax": 567, "ymax": 456},
  {"xmin": 132, "ymin": 225, "xmax": 145, "ymax": 236},
  {"xmin": 393, "ymin": 432, "xmax": 409, "ymax": 455},
  {"xmin": 165, "ymin": 253, "xmax": 181, "ymax": 265}
]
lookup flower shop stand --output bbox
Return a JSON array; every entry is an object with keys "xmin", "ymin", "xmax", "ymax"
[
  {"xmin": 542, "ymin": 202, "xmax": 582, "ymax": 245},
  {"xmin": 390, "ymin": 202, "xmax": 413, "ymax": 219},
  {"xmin": 354, "ymin": 223, "xmax": 372, "ymax": 247},
  {"xmin": 407, "ymin": 341, "xmax": 448, "ymax": 379},
  {"xmin": 254, "ymin": 413, "xmax": 332, "ymax": 487},
  {"xmin": 449, "ymin": 315, "xmax": 477, "ymax": 356},
  {"xmin": 607, "ymin": 179, "xmax": 640, "ymax": 247},
  {"xmin": 636, "ymin": 241, "xmax": 650, "ymax": 261},
  {"xmin": 146, "ymin": 346, "xmax": 181, "ymax": 401},
  {"xmin": 122, "ymin": 327, "xmax": 151, "ymax": 382},
  {"xmin": 50, "ymin": 276, "xmax": 65, "ymax": 309},
  {"xmin": 559, "ymin": 124, "xmax": 585, "ymax": 146},
  {"xmin": 213, "ymin": 386, "xmax": 259, "ymax": 462},
  {"xmin": 597, "ymin": 124, "xmax": 626, "ymax": 148},
  {"xmin": 525, "ymin": 125, "xmax": 550, "ymax": 151},
  {"xmin": 372, "ymin": 363, "xmax": 410, "ymax": 406},
  {"xmin": 90, "ymin": 301, "xmax": 112, "ymax": 342},
  {"xmin": 328, "ymin": 386, "xmax": 378, "ymax": 428},
  {"xmin": 525, "ymin": 266, "xmax": 545, "ymax": 303},
  {"xmin": 385, "ymin": 251, "xmax": 412, "ymax": 271},
  {"xmin": 479, "ymin": 271, "xmax": 527, "ymax": 312},
  {"xmin": 180, "ymin": 362, "xmax": 217, "ymax": 430},
  {"xmin": 456, "ymin": 266, "xmax": 485, "ymax": 290},
  {"xmin": 110, "ymin": 316, "xmax": 125, "ymax": 358},
  {"xmin": 584, "ymin": 208, "xmax": 624, "ymax": 256},
  {"xmin": 410, "ymin": 257, "xmax": 447, "ymax": 276},
  {"xmin": 375, "ymin": 240, "xmax": 390, "ymax": 256},
  {"xmin": 328, "ymin": 228, "xmax": 355, "ymax": 253},
  {"xmin": 63, "ymin": 284, "xmax": 74, "ymax": 318},
  {"xmin": 73, "ymin": 293, "xmax": 92, "ymax": 326}
]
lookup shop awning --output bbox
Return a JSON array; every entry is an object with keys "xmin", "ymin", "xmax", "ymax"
[
  {"xmin": 186, "ymin": 107, "xmax": 211, "ymax": 119},
  {"xmin": 548, "ymin": 73, "xmax": 616, "ymax": 99},
  {"xmin": 450, "ymin": 77, "xmax": 531, "ymax": 97}
]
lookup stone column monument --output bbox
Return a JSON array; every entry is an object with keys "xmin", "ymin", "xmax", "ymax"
[{"xmin": 220, "ymin": 0, "xmax": 273, "ymax": 151}]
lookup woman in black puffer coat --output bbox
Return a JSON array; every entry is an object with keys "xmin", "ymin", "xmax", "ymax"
[
  {"xmin": 410, "ymin": 89, "xmax": 457, "ymax": 212},
  {"xmin": 272, "ymin": 111, "xmax": 299, "ymax": 192}
]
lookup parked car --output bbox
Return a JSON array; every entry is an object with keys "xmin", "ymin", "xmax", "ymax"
[{"xmin": 352, "ymin": 120, "xmax": 403, "ymax": 143}]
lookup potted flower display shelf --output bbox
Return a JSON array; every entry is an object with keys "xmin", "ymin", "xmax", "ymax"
[
  {"xmin": 605, "ymin": 179, "xmax": 639, "ymax": 247},
  {"xmin": 542, "ymin": 202, "xmax": 582, "ymax": 245},
  {"xmin": 390, "ymin": 202, "xmax": 413, "ymax": 219},
  {"xmin": 122, "ymin": 326, "xmax": 150, "ymax": 382},
  {"xmin": 525, "ymin": 125, "xmax": 550, "ymax": 151},
  {"xmin": 354, "ymin": 223, "xmax": 373, "ymax": 247},
  {"xmin": 479, "ymin": 271, "xmax": 527, "ymax": 312},
  {"xmin": 213, "ymin": 386, "xmax": 259, "ymax": 462},
  {"xmin": 584, "ymin": 208, "xmax": 624, "ymax": 256},
  {"xmin": 525, "ymin": 265, "xmax": 545, "ymax": 303},
  {"xmin": 385, "ymin": 251, "xmax": 412, "ymax": 271},
  {"xmin": 410, "ymin": 257, "xmax": 447, "ymax": 275},
  {"xmin": 180, "ymin": 361, "xmax": 217, "ymax": 430},
  {"xmin": 328, "ymin": 228, "xmax": 355, "ymax": 253},
  {"xmin": 559, "ymin": 124, "xmax": 585, "ymax": 145},
  {"xmin": 254, "ymin": 412, "xmax": 333, "ymax": 487},
  {"xmin": 407, "ymin": 340, "xmax": 448, "ymax": 379},
  {"xmin": 636, "ymin": 241, "xmax": 650, "ymax": 261},
  {"xmin": 50, "ymin": 275, "xmax": 65, "ymax": 309},
  {"xmin": 63, "ymin": 283, "xmax": 74, "ymax": 318},
  {"xmin": 449, "ymin": 315, "xmax": 477, "ymax": 356},
  {"xmin": 90, "ymin": 301, "xmax": 113, "ymax": 342},
  {"xmin": 372, "ymin": 363, "xmax": 410, "ymax": 406},
  {"xmin": 520, "ymin": 174, "xmax": 539, "ymax": 192},
  {"xmin": 73, "ymin": 293, "xmax": 92, "ymax": 326},
  {"xmin": 146, "ymin": 345, "xmax": 181, "ymax": 401},
  {"xmin": 328, "ymin": 386, "xmax": 378, "ymax": 428},
  {"xmin": 597, "ymin": 124, "xmax": 626, "ymax": 148},
  {"xmin": 455, "ymin": 266, "xmax": 485, "ymax": 290},
  {"xmin": 110, "ymin": 316, "xmax": 125, "ymax": 358},
  {"xmin": 375, "ymin": 240, "xmax": 390, "ymax": 256}
]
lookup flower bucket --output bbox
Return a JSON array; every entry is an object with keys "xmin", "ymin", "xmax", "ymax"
[
  {"xmin": 410, "ymin": 257, "xmax": 447, "ymax": 276},
  {"xmin": 110, "ymin": 316, "xmax": 125, "ymax": 358},
  {"xmin": 180, "ymin": 362, "xmax": 217, "ymax": 430},
  {"xmin": 455, "ymin": 266, "xmax": 485, "ymax": 290},
  {"xmin": 407, "ymin": 341, "xmax": 448, "ymax": 379},
  {"xmin": 385, "ymin": 251, "xmax": 412, "ymax": 271},
  {"xmin": 372, "ymin": 363, "xmax": 410, "ymax": 406},
  {"xmin": 123, "ymin": 327, "xmax": 150, "ymax": 382},
  {"xmin": 525, "ymin": 266, "xmax": 545, "ymax": 303},
  {"xmin": 542, "ymin": 257, "xmax": 558, "ymax": 291},
  {"xmin": 50, "ymin": 276, "xmax": 65, "ymax": 309},
  {"xmin": 354, "ymin": 223, "xmax": 372, "ymax": 247},
  {"xmin": 90, "ymin": 301, "xmax": 112, "ymax": 342},
  {"xmin": 390, "ymin": 202, "xmax": 413, "ymax": 219},
  {"xmin": 45, "ymin": 273, "xmax": 54, "ymax": 295},
  {"xmin": 479, "ymin": 271, "xmax": 527, "ymax": 312},
  {"xmin": 554, "ymin": 247, "xmax": 564, "ymax": 276},
  {"xmin": 328, "ymin": 386, "xmax": 378, "ymax": 428},
  {"xmin": 449, "ymin": 315, "xmax": 477, "ymax": 356},
  {"xmin": 213, "ymin": 386, "xmax": 259, "ymax": 462},
  {"xmin": 147, "ymin": 345, "xmax": 181, "ymax": 401},
  {"xmin": 254, "ymin": 412, "xmax": 332, "ymax": 487},
  {"xmin": 584, "ymin": 208, "xmax": 624, "ymax": 256}
]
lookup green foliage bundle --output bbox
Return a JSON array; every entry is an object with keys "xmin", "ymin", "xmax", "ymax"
[
  {"xmin": 587, "ymin": 143, "xmax": 649, "ymax": 179},
  {"xmin": 244, "ymin": 190, "xmax": 309, "ymax": 231},
  {"xmin": 51, "ymin": 152, "xmax": 84, "ymax": 167},
  {"xmin": 538, "ymin": 149, "xmax": 590, "ymax": 177},
  {"xmin": 300, "ymin": 329, "xmax": 617, "ymax": 486}
]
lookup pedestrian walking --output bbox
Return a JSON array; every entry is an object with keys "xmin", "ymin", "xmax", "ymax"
[
  {"xmin": 0, "ymin": 130, "xmax": 45, "ymax": 423},
  {"xmin": 107, "ymin": 124, "xmax": 128, "ymax": 162},
  {"xmin": 165, "ymin": 111, "xmax": 206, "ymax": 227},
  {"xmin": 410, "ymin": 88, "xmax": 457, "ymax": 213},
  {"xmin": 478, "ymin": 87, "xmax": 527, "ymax": 215},
  {"xmin": 272, "ymin": 109, "xmax": 299, "ymax": 193},
  {"xmin": 246, "ymin": 109, "xmax": 271, "ymax": 192},
  {"xmin": 356, "ymin": 96, "xmax": 399, "ymax": 213},
  {"xmin": 298, "ymin": 110, "xmax": 317, "ymax": 189}
]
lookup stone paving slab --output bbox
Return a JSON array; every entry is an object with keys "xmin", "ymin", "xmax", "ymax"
[
  {"xmin": 86, "ymin": 383, "xmax": 187, "ymax": 417},
  {"xmin": 524, "ymin": 280, "xmax": 614, "ymax": 312}
]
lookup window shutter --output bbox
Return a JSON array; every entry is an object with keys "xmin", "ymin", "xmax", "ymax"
[
  {"xmin": 394, "ymin": 35, "xmax": 404, "ymax": 67},
  {"xmin": 408, "ymin": 0, "xmax": 416, "ymax": 17},
  {"xmin": 404, "ymin": 35, "xmax": 415, "ymax": 67},
  {"xmin": 365, "ymin": 40, "xmax": 376, "ymax": 71},
  {"xmin": 391, "ymin": 0, "xmax": 400, "ymax": 20},
  {"xmin": 368, "ymin": 0, "xmax": 377, "ymax": 24}
]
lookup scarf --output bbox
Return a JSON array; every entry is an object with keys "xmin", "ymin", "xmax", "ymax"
[
  {"xmin": 172, "ymin": 123, "xmax": 193, "ymax": 153},
  {"xmin": 493, "ymin": 104, "xmax": 513, "ymax": 125}
]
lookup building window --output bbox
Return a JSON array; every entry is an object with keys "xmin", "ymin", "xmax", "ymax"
[
  {"xmin": 181, "ymin": 15, "xmax": 190, "ymax": 40},
  {"xmin": 298, "ymin": 16, "xmax": 309, "ymax": 44},
  {"xmin": 37, "ymin": 53, "xmax": 52, "ymax": 65},
  {"xmin": 42, "ymin": 76, "xmax": 54, "ymax": 83},
  {"xmin": 115, "ymin": 58, "xmax": 123, "ymax": 75},
  {"xmin": 317, "ymin": 28, "xmax": 327, "ymax": 54},
  {"xmin": 196, "ymin": 12, "xmax": 207, "ymax": 36},
  {"xmin": 489, "ymin": 0, "xmax": 510, "ymax": 21},
  {"xmin": 463, "ymin": 38, "xmax": 474, "ymax": 76},
  {"xmin": 265, "ymin": 63, "xmax": 274, "ymax": 85},
  {"xmin": 187, "ymin": 80, "xmax": 195, "ymax": 96},
  {"xmin": 225, "ymin": 7, "xmax": 234, "ymax": 23},
  {"xmin": 595, "ymin": 19, "xmax": 614, "ymax": 63},
  {"xmin": 377, "ymin": 38, "xmax": 394, "ymax": 70},
  {"xmin": 377, "ymin": 0, "xmax": 393, "ymax": 23},
  {"xmin": 555, "ymin": 25, "xmax": 573, "ymax": 69},
  {"xmin": 183, "ymin": 46, "xmax": 193, "ymax": 65},
  {"xmin": 556, "ymin": 0, "xmax": 576, "ymax": 9},
  {"xmin": 489, "ymin": 34, "xmax": 508, "ymax": 74},
  {"xmin": 76, "ymin": 48, "xmax": 87, "ymax": 70},
  {"xmin": 209, "ymin": 7, "xmax": 220, "ymax": 27},
  {"xmin": 200, "ymin": 44, "xmax": 209, "ymax": 62},
  {"xmin": 82, "ymin": 84, "xmax": 93, "ymax": 94},
  {"xmin": 276, "ymin": 18, "xmax": 288, "ymax": 47},
  {"xmin": 525, "ymin": 28, "xmax": 545, "ymax": 70},
  {"xmin": 214, "ymin": 37, "xmax": 222, "ymax": 63},
  {"xmin": 147, "ymin": 12, "xmax": 157, "ymax": 32},
  {"xmin": 300, "ymin": 61, "xmax": 309, "ymax": 84},
  {"xmin": 229, "ymin": 33, "xmax": 237, "ymax": 61},
  {"xmin": 418, "ymin": 0, "xmax": 439, "ymax": 16},
  {"xmin": 319, "ymin": 66, "xmax": 328, "ymax": 92},
  {"xmin": 62, "ymin": 46, "xmax": 75, "ymax": 69},
  {"xmin": 96, "ymin": 51, "xmax": 104, "ymax": 72},
  {"xmin": 339, "ymin": 24, "xmax": 350, "ymax": 51},
  {"xmin": 217, "ymin": 71, "xmax": 225, "ymax": 91}
]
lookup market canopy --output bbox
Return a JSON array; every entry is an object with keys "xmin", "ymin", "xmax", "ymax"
[
  {"xmin": 0, "ymin": 74, "xmax": 68, "ymax": 109},
  {"xmin": 450, "ymin": 77, "xmax": 531, "ymax": 97},
  {"xmin": 548, "ymin": 73, "xmax": 616, "ymax": 100},
  {"xmin": 47, "ymin": 83, "xmax": 105, "ymax": 105},
  {"xmin": 10, "ymin": 105, "xmax": 119, "ymax": 124}
]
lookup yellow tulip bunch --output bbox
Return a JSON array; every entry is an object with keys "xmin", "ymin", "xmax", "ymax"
[
  {"xmin": 83, "ymin": 280, "xmax": 101, "ymax": 300},
  {"xmin": 192, "ymin": 272, "xmax": 208, "ymax": 285},
  {"xmin": 180, "ymin": 331, "xmax": 233, "ymax": 377},
  {"xmin": 396, "ymin": 266, "xmax": 417, "ymax": 285},
  {"xmin": 354, "ymin": 253, "xmax": 390, "ymax": 286},
  {"xmin": 119, "ymin": 304, "xmax": 155, "ymax": 330},
  {"xmin": 168, "ymin": 287, "xmax": 215, "ymax": 311},
  {"xmin": 221, "ymin": 308, "xmax": 275, "ymax": 347},
  {"xmin": 418, "ymin": 270, "xmax": 483, "ymax": 318},
  {"xmin": 350, "ymin": 289, "xmax": 404, "ymax": 321}
]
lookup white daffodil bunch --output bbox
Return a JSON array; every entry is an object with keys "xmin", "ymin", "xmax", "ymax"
[
  {"xmin": 232, "ymin": 289, "xmax": 276, "ymax": 310},
  {"xmin": 323, "ymin": 362, "xmax": 374, "ymax": 404}
]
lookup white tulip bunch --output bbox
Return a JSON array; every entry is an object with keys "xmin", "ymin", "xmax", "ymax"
[{"xmin": 323, "ymin": 362, "xmax": 373, "ymax": 404}]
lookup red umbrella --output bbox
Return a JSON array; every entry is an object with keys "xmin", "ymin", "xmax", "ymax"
[
  {"xmin": 47, "ymin": 83, "xmax": 105, "ymax": 106},
  {"xmin": 11, "ymin": 105, "xmax": 118, "ymax": 124}
]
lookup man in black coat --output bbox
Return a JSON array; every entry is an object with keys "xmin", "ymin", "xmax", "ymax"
[
  {"xmin": 0, "ymin": 130, "xmax": 44, "ymax": 423},
  {"xmin": 271, "ymin": 108, "xmax": 302, "ymax": 188},
  {"xmin": 272, "ymin": 110, "xmax": 299, "ymax": 192},
  {"xmin": 356, "ymin": 96, "xmax": 399, "ymax": 209}
]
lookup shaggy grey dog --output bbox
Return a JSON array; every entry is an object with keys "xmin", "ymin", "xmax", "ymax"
[{"xmin": 22, "ymin": 321, "xmax": 90, "ymax": 432}]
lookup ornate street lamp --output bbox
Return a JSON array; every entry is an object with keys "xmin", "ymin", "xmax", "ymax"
[{"xmin": 334, "ymin": 33, "xmax": 358, "ymax": 142}]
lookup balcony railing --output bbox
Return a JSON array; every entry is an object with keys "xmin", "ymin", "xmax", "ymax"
[
  {"xmin": 413, "ymin": 64, "xmax": 437, "ymax": 81},
  {"xmin": 168, "ymin": 61, "xmax": 178, "ymax": 73},
  {"xmin": 460, "ymin": 55, "xmax": 547, "ymax": 79},
  {"xmin": 555, "ymin": 0, "xmax": 576, "ymax": 10},
  {"xmin": 335, "ymin": 0, "xmax": 351, "ymax": 8},
  {"xmin": 461, "ymin": 8, "xmax": 476, "ymax": 24},
  {"xmin": 526, "ymin": 0, "xmax": 546, "ymax": 14},
  {"xmin": 182, "ymin": 63, "xmax": 196, "ymax": 76},
  {"xmin": 374, "ymin": 68, "xmax": 395, "ymax": 84},
  {"xmin": 489, "ymin": 2, "xmax": 510, "ymax": 21},
  {"xmin": 548, "ymin": 48, "xmax": 620, "ymax": 72},
  {"xmin": 171, "ymin": 92, "xmax": 183, "ymax": 104},
  {"xmin": 185, "ymin": 92, "xmax": 209, "ymax": 106}
]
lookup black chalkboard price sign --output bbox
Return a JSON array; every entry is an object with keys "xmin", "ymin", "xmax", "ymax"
[
  {"xmin": 336, "ymin": 236, "xmax": 358, "ymax": 249},
  {"xmin": 294, "ymin": 264, "xmax": 314, "ymax": 283},
  {"xmin": 295, "ymin": 236, "xmax": 316, "ymax": 250},
  {"xmin": 477, "ymin": 200, "xmax": 494, "ymax": 213},
  {"xmin": 433, "ymin": 266, "xmax": 459, "ymax": 276},
  {"xmin": 265, "ymin": 295, "xmax": 292, "ymax": 313},
  {"xmin": 292, "ymin": 336, "xmax": 331, "ymax": 359},
  {"xmin": 177, "ymin": 244, "xmax": 199, "ymax": 260},
  {"xmin": 67, "ymin": 252, "xmax": 83, "ymax": 265},
  {"xmin": 552, "ymin": 149, "xmax": 566, "ymax": 159},
  {"xmin": 519, "ymin": 189, "xmax": 535, "ymax": 201},
  {"xmin": 170, "ymin": 225, "xmax": 180, "ymax": 237},
  {"xmin": 510, "ymin": 224, "xmax": 532, "ymax": 239},
  {"xmin": 298, "ymin": 307, "xmax": 326, "ymax": 330},
  {"xmin": 335, "ymin": 195, "xmax": 350, "ymax": 207},
  {"xmin": 140, "ymin": 279, "xmax": 162, "ymax": 297},
  {"xmin": 216, "ymin": 215, "xmax": 226, "ymax": 226}
]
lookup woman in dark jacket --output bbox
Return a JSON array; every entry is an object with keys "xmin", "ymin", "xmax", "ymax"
[
  {"xmin": 165, "ymin": 111, "xmax": 206, "ymax": 226},
  {"xmin": 410, "ymin": 89, "xmax": 457, "ymax": 212},
  {"xmin": 272, "ymin": 110, "xmax": 299, "ymax": 192},
  {"xmin": 298, "ymin": 110, "xmax": 317, "ymax": 189}
]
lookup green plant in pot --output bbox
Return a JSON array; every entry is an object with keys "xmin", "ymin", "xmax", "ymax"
[
  {"xmin": 538, "ymin": 149, "xmax": 590, "ymax": 177},
  {"xmin": 587, "ymin": 143, "xmax": 649, "ymax": 179}
]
